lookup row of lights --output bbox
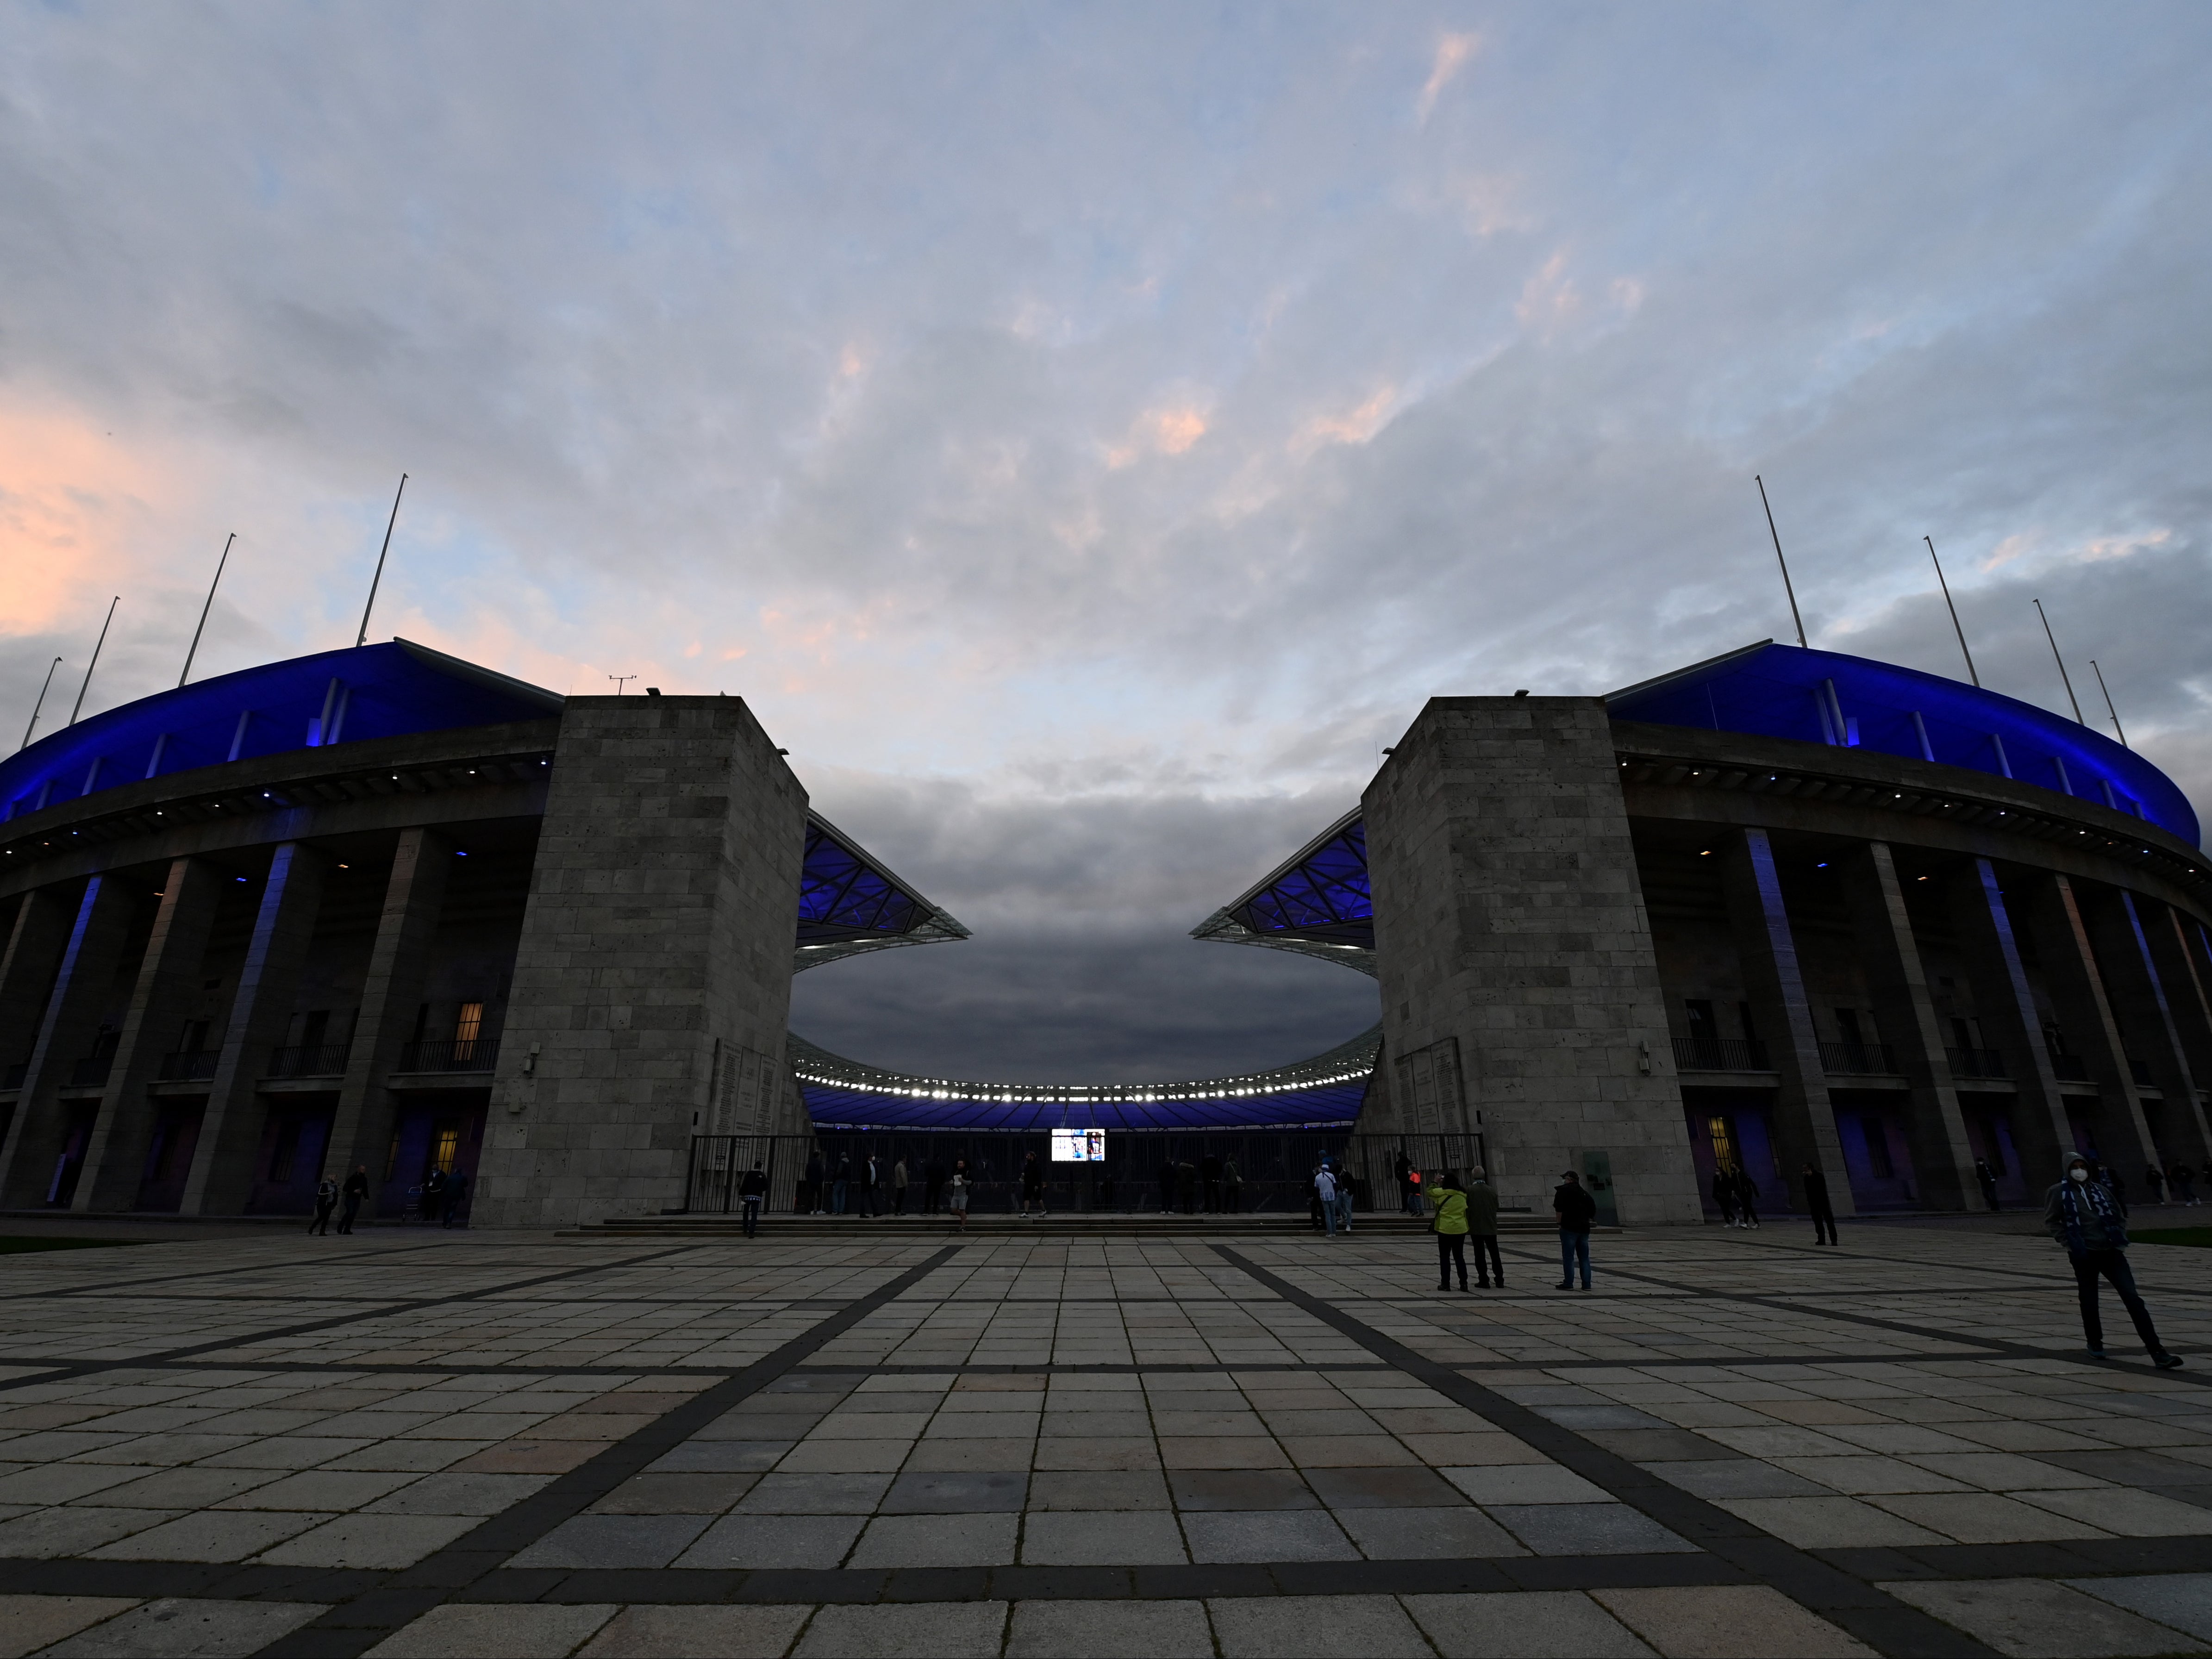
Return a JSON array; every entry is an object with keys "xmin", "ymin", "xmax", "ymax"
[{"xmin": 792, "ymin": 1067, "xmax": 1375, "ymax": 1104}]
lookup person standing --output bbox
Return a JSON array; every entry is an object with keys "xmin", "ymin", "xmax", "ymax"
[
  {"xmin": 2172, "ymin": 1162, "xmax": 2200, "ymax": 1207},
  {"xmin": 2044, "ymin": 1154, "xmax": 2182, "ymax": 1367},
  {"xmin": 1554, "ymin": 1169, "xmax": 1595, "ymax": 1290},
  {"xmin": 831, "ymin": 1154, "xmax": 851, "ymax": 1216},
  {"xmin": 1712, "ymin": 1166, "xmax": 1739, "ymax": 1228},
  {"xmin": 860, "ymin": 1154, "xmax": 881, "ymax": 1218},
  {"xmin": 739, "ymin": 1161, "xmax": 768, "ymax": 1239},
  {"xmin": 1395, "ymin": 1149, "xmax": 1418, "ymax": 1216},
  {"xmin": 924, "ymin": 1155, "xmax": 947, "ymax": 1215},
  {"xmin": 893, "ymin": 1157, "xmax": 909, "ymax": 1216},
  {"xmin": 1429, "ymin": 1168, "xmax": 1471, "ymax": 1291},
  {"xmin": 1201, "ymin": 1152, "xmax": 1223, "ymax": 1214},
  {"xmin": 1314, "ymin": 1161, "xmax": 1339, "ymax": 1238},
  {"xmin": 948, "ymin": 1160, "xmax": 972, "ymax": 1232},
  {"xmin": 1802, "ymin": 1162, "xmax": 1838, "ymax": 1245},
  {"xmin": 1223, "ymin": 1157, "xmax": 1243, "ymax": 1215},
  {"xmin": 423, "ymin": 1166, "xmax": 447, "ymax": 1224},
  {"xmin": 1466, "ymin": 1165, "xmax": 1503, "ymax": 1288},
  {"xmin": 2145, "ymin": 1164, "xmax": 2167, "ymax": 1206},
  {"xmin": 1020, "ymin": 1151, "xmax": 1045, "ymax": 1218},
  {"xmin": 1975, "ymin": 1158, "xmax": 2002, "ymax": 1211},
  {"xmin": 1734, "ymin": 1167, "xmax": 1761, "ymax": 1230},
  {"xmin": 338, "ymin": 1165, "xmax": 369, "ymax": 1234},
  {"xmin": 310, "ymin": 1174, "xmax": 338, "ymax": 1236},
  {"xmin": 1332, "ymin": 1160, "xmax": 1354, "ymax": 1235},
  {"xmin": 1177, "ymin": 1159, "xmax": 1199, "ymax": 1216},
  {"xmin": 803, "ymin": 1149, "xmax": 825, "ymax": 1215},
  {"xmin": 443, "ymin": 1169, "xmax": 469, "ymax": 1229},
  {"xmin": 1159, "ymin": 1160, "xmax": 1178, "ymax": 1216}
]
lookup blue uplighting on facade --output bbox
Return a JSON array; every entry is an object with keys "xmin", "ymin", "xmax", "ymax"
[
  {"xmin": 0, "ymin": 640, "xmax": 561, "ymax": 822},
  {"xmin": 1606, "ymin": 641, "xmax": 2197, "ymax": 844}
]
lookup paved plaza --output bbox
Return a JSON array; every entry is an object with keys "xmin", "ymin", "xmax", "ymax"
[{"xmin": 0, "ymin": 1219, "xmax": 2206, "ymax": 1656}]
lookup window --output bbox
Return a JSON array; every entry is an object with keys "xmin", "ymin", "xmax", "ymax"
[
  {"xmin": 1835, "ymin": 1008, "xmax": 1864, "ymax": 1046},
  {"xmin": 269, "ymin": 1118, "xmax": 300, "ymax": 1183},
  {"xmin": 431, "ymin": 1125, "xmax": 462, "ymax": 1175},
  {"xmin": 386, "ymin": 1132, "xmax": 401, "ymax": 1180},
  {"xmin": 179, "ymin": 1020, "xmax": 209, "ymax": 1054},
  {"xmin": 1706, "ymin": 1115, "xmax": 1736, "ymax": 1169},
  {"xmin": 453, "ymin": 1002, "xmax": 485, "ymax": 1062},
  {"xmin": 1864, "ymin": 1120, "xmax": 1894, "ymax": 1179}
]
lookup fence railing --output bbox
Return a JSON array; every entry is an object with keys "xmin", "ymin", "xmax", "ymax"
[
  {"xmin": 160, "ymin": 1049, "xmax": 219, "ymax": 1082},
  {"xmin": 683, "ymin": 1131, "xmax": 1491, "ymax": 1218},
  {"xmin": 1818, "ymin": 1040, "xmax": 1897, "ymax": 1075},
  {"xmin": 1671, "ymin": 1037, "xmax": 1771, "ymax": 1072},
  {"xmin": 400, "ymin": 1037, "xmax": 501, "ymax": 1073},
  {"xmin": 266, "ymin": 1042, "xmax": 352, "ymax": 1079},
  {"xmin": 1946, "ymin": 1046, "xmax": 2008, "ymax": 1080}
]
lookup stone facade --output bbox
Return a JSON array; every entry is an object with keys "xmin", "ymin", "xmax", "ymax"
[
  {"xmin": 473, "ymin": 696, "xmax": 808, "ymax": 1230},
  {"xmin": 1364, "ymin": 697, "xmax": 1704, "ymax": 1226}
]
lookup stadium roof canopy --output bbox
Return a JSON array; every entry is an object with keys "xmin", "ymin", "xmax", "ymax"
[
  {"xmin": 1606, "ymin": 640, "xmax": 2197, "ymax": 844},
  {"xmin": 1190, "ymin": 807, "xmax": 1375, "ymax": 972},
  {"xmin": 791, "ymin": 1025, "xmax": 1379, "ymax": 1131},
  {"xmin": 0, "ymin": 640, "xmax": 965, "ymax": 963}
]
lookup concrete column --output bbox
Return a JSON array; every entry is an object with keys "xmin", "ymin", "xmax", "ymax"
[
  {"xmin": 2015, "ymin": 872, "xmax": 2159, "ymax": 1179},
  {"xmin": 1837, "ymin": 841, "xmax": 1979, "ymax": 1209},
  {"xmin": 1363, "ymin": 696, "xmax": 1700, "ymax": 1226},
  {"xmin": 1946, "ymin": 858, "xmax": 2073, "ymax": 1180},
  {"xmin": 2144, "ymin": 904, "xmax": 2212, "ymax": 1113},
  {"xmin": 0, "ymin": 874, "xmax": 142, "ymax": 1207},
  {"xmin": 180, "ymin": 843, "xmax": 328, "ymax": 1215},
  {"xmin": 476, "ymin": 696, "xmax": 807, "ymax": 1230},
  {"xmin": 1719, "ymin": 827, "xmax": 1852, "ymax": 1215},
  {"xmin": 2080, "ymin": 888, "xmax": 2212, "ymax": 1170},
  {"xmin": 324, "ymin": 828, "xmax": 449, "ymax": 1204},
  {"xmin": 75, "ymin": 857, "xmax": 225, "ymax": 1213},
  {"xmin": 0, "ymin": 886, "xmax": 78, "ymax": 1079}
]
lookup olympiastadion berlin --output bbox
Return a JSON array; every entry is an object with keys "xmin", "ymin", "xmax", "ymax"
[{"xmin": 2, "ymin": 634, "xmax": 2209, "ymax": 1230}]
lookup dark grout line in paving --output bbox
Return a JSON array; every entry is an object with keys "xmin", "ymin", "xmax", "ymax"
[{"xmin": 1213, "ymin": 1244, "xmax": 2003, "ymax": 1659}]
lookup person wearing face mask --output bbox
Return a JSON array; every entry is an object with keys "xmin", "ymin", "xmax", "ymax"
[{"xmin": 2043, "ymin": 1154, "xmax": 2182, "ymax": 1368}]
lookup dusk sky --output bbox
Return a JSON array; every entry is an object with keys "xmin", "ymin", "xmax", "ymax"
[{"xmin": 4, "ymin": 5, "xmax": 2208, "ymax": 1081}]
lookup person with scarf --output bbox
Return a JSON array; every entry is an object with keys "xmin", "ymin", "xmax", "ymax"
[{"xmin": 2043, "ymin": 1154, "xmax": 2181, "ymax": 1367}]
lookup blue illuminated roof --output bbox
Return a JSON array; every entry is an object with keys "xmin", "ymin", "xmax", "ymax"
[
  {"xmin": 1191, "ymin": 807, "xmax": 1375, "ymax": 964},
  {"xmin": 1606, "ymin": 641, "xmax": 2198, "ymax": 845},
  {"xmin": 796, "ymin": 814, "xmax": 969, "ymax": 967},
  {"xmin": 790, "ymin": 1027, "xmax": 1378, "ymax": 1130},
  {"xmin": 1, "ymin": 640, "xmax": 560, "ymax": 821}
]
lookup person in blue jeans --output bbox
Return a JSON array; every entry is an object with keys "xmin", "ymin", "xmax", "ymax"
[{"xmin": 1554, "ymin": 1169, "xmax": 1596, "ymax": 1291}]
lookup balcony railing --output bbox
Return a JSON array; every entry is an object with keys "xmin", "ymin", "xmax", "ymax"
[
  {"xmin": 2049, "ymin": 1052, "xmax": 2090, "ymax": 1082},
  {"xmin": 1818, "ymin": 1040, "xmax": 1898, "ymax": 1075},
  {"xmin": 266, "ymin": 1042, "xmax": 352, "ymax": 1079},
  {"xmin": 160, "ymin": 1049, "xmax": 219, "ymax": 1082},
  {"xmin": 399, "ymin": 1037, "xmax": 501, "ymax": 1073},
  {"xmin": 1672, "ymin": 1036, "xmax": 1772, "ymax": 1071},
  {"xmin": 1947, "ymin": 1046, "xmax": 2008, "ymax": 1080}
]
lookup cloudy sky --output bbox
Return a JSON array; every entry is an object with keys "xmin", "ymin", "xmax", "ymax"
[{"xmin": 4, "ymin": 4, "xmax": 2208, "ymax": 1081}]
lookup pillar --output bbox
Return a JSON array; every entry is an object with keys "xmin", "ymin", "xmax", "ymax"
[
  {"xmin": 1837, "ymin": 841, "xmax": 1979, "ymax": 1209},
  {"xmin": 2080, "ymin": 888, "xmax": 2212, "ymax": 1169},
  {"xmin": 2016, "ymin": 872, "xmax": 2159, "ymax": 1179},
  {"xmin": 1363, "ymin": 696, "xmax": 1700, "ymax": 1226},
  {"xmin": 0, "ymin": 874, "xmax": 142, "ymax": 1207},
  {"xmin": 0, "ymin": 886, "xmax": 78, "ymax": 1079},
  {"xmin": 1946, "ymin": 858, "xmax": 2074, "ymax": 1181},
  {"xmin": 1719, "ymin": 827, "xmax": 1852, "ymax": 1214},
  {"xmin": 475, "ymin": 696, "xmax": 807, "ymax": 1230},
  {"xmin": 324, "ymin": 829, "xmax": 449, "ymax": 1205},
  {"xmin": 75, "ymin": 857, "xmax": 225, "ymax": 1212},
  {"xmin": 180, "ymin": 843, "xmax": 328, "ymax": 1215},
  {"xmin": 2143, "ymin": 903, "xmax": 2212, "ymax": 1164}
]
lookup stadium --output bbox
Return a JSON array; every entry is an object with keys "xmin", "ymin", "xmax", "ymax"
[{"xmin": 1, "ymin": 635, "xmax": 2207, "ymax": 1229}]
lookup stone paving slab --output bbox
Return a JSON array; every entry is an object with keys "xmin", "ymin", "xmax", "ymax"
[{"xmin": 0, "ymin": 1222, "xmax": 2202, "ymax": 1652}]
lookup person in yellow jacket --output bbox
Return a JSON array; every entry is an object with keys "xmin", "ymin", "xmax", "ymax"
[{"xmin": 1429, "ymin": 1169, "xmax": 1471, "ymax": 1292}]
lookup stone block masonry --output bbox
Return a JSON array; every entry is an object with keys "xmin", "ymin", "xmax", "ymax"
[
  {"xmin": 1364, "ymin": 697, "xmax": 1703, "ymax": 1225},
  {"xmin": 475, "ymin": 696, "xmax": 807, "ymax": 1229}
]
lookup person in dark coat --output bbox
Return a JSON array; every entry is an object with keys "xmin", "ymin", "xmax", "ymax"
[
  {"xmin": 1712, "ymin": 1166, "xmax": 1739, "ymax": 1228},
  {"xmin": 832, "ymin": 1154, "xmax": 851, "ymax": 1215},
  {"xmin": 422, "ymin": 1167, "xmax": 447, "ymax": 1223},
  {"xmin": 1554, "ymin": 1170, "xmax": 1596, "ymax": 1291},
  {"xmin": 2172, "ymin": 1161, "xmax": 2200, "ymax": 1207},
  {"xmin": 1733, "ymin": 1167, "xmax": 1761, "ymax": 1230},
  {"xmin": 1020, "ymin": 1151, "xmax": 1045, "ymax": 1217},
  {"xmin": 1201, "ymin": 1153, "xmax": 1223, "ymax": 1214},
  {"xmin": 2145, "ymin": 1164, "xmax": 2166, "ymax": 1206},
  {"xmin": 310, "ymin": 1175, "xmax": 338, "ymax": 1236},
  {"xmin": 1975, "ymin": 1158, "xmax": 2001, "ymax": 1211},
  {"xmin": 442, "ymin": 1169, "xmax": 469, "ymax": 1229},
  {"xmin": 2044, "ymin": 1154, "xmax": 2181, "ymax": 1367},
  {"xmin": 924, "ymin": 1156, "xmax": 947, "ymax": 1215},
  {"xmin": 739, "ymin": 1161, "xmax": 768, "ymax": 1238},
  {"xmin": 1803, "ymin": 1161, "xmax": 1837, "ymax": 1246},
  {"xmin": 1158, "ymin": 1160, "xmax": 1178, "ymax": 1216},
  {"xmin": 1466, "ymin": 1165, "xmax": 1503, "ymax": 1288},
  {"xmin": 803, "ymin": 1149, "xmax": 825, "ymax": 1215},
  {"xmin": 339, "ymin": 1165, "xmax": 369, "ymax": 1234},
  {"xmin": 1177, "ymin": 1160, "xmax": 1199, "ymax": 1215}
]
